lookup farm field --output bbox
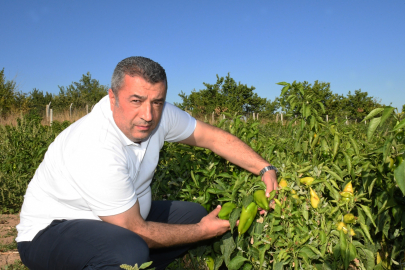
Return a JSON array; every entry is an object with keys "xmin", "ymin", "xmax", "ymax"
[{"xmin": 1, "ymin": 85, "xmax": 405, "ymax": 269}]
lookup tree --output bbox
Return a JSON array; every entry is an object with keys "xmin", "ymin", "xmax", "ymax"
[
  {"xmin": 54, "ymin": 72, "xmax": 108, "ymax": 111},
  {"xmin": 278, "ymin": 80, "xmax": 344, "ymax": 120},
  {"xmin": 344, "ymin": 89, "xmax": 381, "ymax": 121},
  {"xmin": 260, "ymin": 98, "xmax": 280, "ymax": 119},
  {"xmin": 176, "ymin": 74, "xmax": 266, "ymax": 117},
  {"xmin": 0, "ymin": 68, "xmax": 17, "ymax": 118}
]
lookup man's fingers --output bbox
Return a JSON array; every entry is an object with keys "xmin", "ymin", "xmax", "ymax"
[{"xmin": 211, "ymin": 205, "xmax": 222, "ymax": 217}]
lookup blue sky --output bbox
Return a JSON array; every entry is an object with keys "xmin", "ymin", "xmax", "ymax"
[{"xmin": 1, "ymin": 1, "xmax": 405, "ymax": 111}]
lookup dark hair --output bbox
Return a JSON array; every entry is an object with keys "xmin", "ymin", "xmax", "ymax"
[{"xmin": 111, "ymin": 56, "xmax": 167, "ymax": 95}]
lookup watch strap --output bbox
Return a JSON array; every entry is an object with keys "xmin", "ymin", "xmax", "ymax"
[{"xmin": 260, "ymin": 165, "xmax": 278, "ymax": 176}]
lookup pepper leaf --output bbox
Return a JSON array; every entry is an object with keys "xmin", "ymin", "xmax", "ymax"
[
  {"xmin": 229, "ymin": 208, "xmax": 241, "ymax": 234},
  {"xmin": 394, "ymin": 160, "xmax": 405, "ymax": 196},
  {"xmin": 242, "ymin": 195, "xmax": 254, "ymax": 209}
]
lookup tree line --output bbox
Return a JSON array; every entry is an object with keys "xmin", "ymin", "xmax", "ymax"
[
  {"xmin": 1, "ymin": 67, "xmax": 403, "ymax": 122},
  {"xmin": 0, "ymin": 68, "xmax": 108, "ymax": 119}
]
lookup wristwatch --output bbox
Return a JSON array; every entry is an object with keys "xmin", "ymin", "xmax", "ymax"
[{"xmin": 259, "ymin": 165, "xmax": 278, "ymax": 176}]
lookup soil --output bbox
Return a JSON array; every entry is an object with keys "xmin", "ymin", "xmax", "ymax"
[{"xmin": 0, "ymin": 214, "xmax": 21, "ymax": 269}]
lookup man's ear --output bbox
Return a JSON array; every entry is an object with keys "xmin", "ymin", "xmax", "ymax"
[{"xmin": 108, "ymin": 89, "xmax": 116, "ymax": 110}]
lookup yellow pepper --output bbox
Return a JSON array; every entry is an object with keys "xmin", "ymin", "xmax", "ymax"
[
  {"xmin": 279, "ymin": 178, "xmax": 288, "ymax": 188},
  {"xmin": 342, "ymin": 181, "xmax": 354, "ymax": 193},
  {"xmin": 300, "ymin": 177, "xmax": 315, "ymax": 186},
  {"xmin": 310, "ymin": 187, "xmax": 320, "ymax": 208}
]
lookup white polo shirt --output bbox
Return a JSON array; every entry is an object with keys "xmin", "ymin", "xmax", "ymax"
[{"xmin": 16, "ymin": 95, "xmax": 196, "ymax": 242}]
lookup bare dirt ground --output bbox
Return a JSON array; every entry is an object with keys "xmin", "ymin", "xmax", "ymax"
[{"xmin": 0, "ymin": 214, "xmax": 22, "ymax": 269}]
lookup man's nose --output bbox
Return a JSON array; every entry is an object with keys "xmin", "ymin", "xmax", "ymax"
[{"xmin": 141, "ymin": 103, "xmax": 153, "ymax": 122}]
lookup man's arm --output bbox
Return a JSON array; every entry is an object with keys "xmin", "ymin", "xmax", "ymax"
[
  {"xmin": 179, "ymin": 120, "xmax": 278, "ymax": 196},
  {"xmin": 99, "ymin": 201, "xmax": 229, "ymax": 248}
]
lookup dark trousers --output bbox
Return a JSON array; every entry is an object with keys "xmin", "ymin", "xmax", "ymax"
[{"xmin": 18, "ymin": 201, "xmax": 208, "ymax": 270}]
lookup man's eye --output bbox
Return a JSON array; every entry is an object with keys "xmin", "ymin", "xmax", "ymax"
[{"xmin": 132, "ymin": 100, "xmax": 141, "ymax": 103}]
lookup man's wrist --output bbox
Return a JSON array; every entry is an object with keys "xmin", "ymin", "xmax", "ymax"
[{"xmin": 259, "ymin": 165, "xmax": 278, "ymax": 176}]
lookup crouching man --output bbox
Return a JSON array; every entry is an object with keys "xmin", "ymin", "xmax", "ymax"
[{"xmin": 16, "ymin": 56, "xmax": 278, "ymax": 270}]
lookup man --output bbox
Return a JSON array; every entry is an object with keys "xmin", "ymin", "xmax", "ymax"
[{"xmin": 16, "ymin": 57, "xmax": 278, "ymax": 270}]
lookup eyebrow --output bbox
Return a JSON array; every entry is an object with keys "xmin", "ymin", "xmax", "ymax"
[{"xmin": 129, "ymin": 94, "xmax": 165, "ymax": 103}]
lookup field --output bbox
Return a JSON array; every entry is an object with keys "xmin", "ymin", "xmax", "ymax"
[{"xmin": 1, "ymin": 90, "xmax": 405, "ymax": 269}]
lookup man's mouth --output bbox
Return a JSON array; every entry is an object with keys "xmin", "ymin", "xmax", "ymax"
[{"xmin": 136, "ymin": 125, "xmax": 151, "ymax": 131}]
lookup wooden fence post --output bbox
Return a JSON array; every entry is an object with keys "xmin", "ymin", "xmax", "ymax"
[
  {"xmin": 86, "ymin": 104, "xmax": 89, "ymax": 114},
  {"xmin": 295, "ymin": 115, "xmax": 297, "ymax": 125},
  {"xmin": 69, "ymin": 103, "xmax": 73, "ymax": 119},
  {"xmin": 257, "ymin": 113, "xmax": 259, "ymax": 120},
  {"xmin": 326, "ymin": 115, "xmax": 328, "ymax": 122},
  {"xmin": 50, "ymin": 109, "xmax": 53, "ymax": 126},
  {"xmin": 281, "ymin": 113, "xmax": 284, "ymax": 125},
  {"xmin": 276, "ymin": 113, "xmax": 279, "ymax": 123},
  {"xmin": 253, "ymin": 113, "xmax": 255, "ymax": 121},
  {"xmin": 212, "ymin": 112, "xmax": 214, "ymax": 124},
  {"xmin": 46, "ymin": 105, "xmax": 49, "ymax": 120}
]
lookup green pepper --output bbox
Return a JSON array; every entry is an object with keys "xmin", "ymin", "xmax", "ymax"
[
  {"xmin": 339, "ymin": 191, "xmax": 354, "ymax": 198},
  {"xmin": 218, "ymin": 202, "xmax": 236, "ymax": 220},
  {"xmin": 238, "ymin": 202, "xmax": 258, "ymax": 235},
  {"xmin": 205, "ymin": 256, "xmax": 214, "ymax": 270},
  {"xmin": 343, "ymin": 213, "xmax": 356, "ymax": 224},
  {"xmin": 253, "ymin": 190, "xmax": 269, "ymax": 210}
]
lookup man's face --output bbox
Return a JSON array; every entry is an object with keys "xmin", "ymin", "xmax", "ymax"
[{"xmin": 109, "ymin": 75, "xmax": 166, "ymax": 143}]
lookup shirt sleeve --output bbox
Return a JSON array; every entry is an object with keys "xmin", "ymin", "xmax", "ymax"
[
  {"xmin": 161, "ymin": 102, "xmax": 197, "ymax": 142},
  {"xmin": 64, "ymin": 144, "xmax": 137, "ymax": 217}
]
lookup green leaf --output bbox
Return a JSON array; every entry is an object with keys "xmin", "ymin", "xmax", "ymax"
[
  {"xmin": 339, "ymin": 230, "xmax": 347, "ymax": 262},
  {"xmin": 276, "ymin": 81, "xmax": 289, "ymax": 86},
  {"xmin": 391, "ymin": 117, "xmax": 405, "ymax": 132},
  {"xmin": 280, "ymin": 85, "xmax": 290, "ymax": 96},
  {"xmin": 299, "ymin": 246, "xmax": 318, "ymax": 259},
  {"xmin": 304, "ymin": 244, "xmax": 323, "ymax": 258},
  {"xmin": 229, "ymin": 208, "xmax": 241, "ymax": 234},
  {"xmin": 333, "ymin": 134, "xmax": 339, "ymax": 158},
  {"xmin": 139, "ymin": 261, "xmax": 153, "ymax": 269},
  {"xmin": 241, "ymin": 263, "xmax": 252, "ymax": 270},
  {"xmin": 348, "ymin": 243, "xmax": 357, "ymax": 262},
  {"xmin": 348, "ymin": 134, "xmax": 359, "ymax": 156},
  {"xmin": 362, "ymin": 107, "xmax": 384, "ymax": 122},
  {"xmin": 380, "ymin": 106, "xmax": 395, "ymax": 127},
  {"xmin": 216, "ymin": 172, "xmax": 232, "ymax": 178},
  {"xmin": 342, "ymin": 152, "xmax": 352, "ymax": 175},
  {"xmin": 367, "ymin": 117, "xmax": 381, "ymax": 141},
  {"xmin": 220, "ymin": 232, "xmax": 236, "ymax": 266},
  {"xmin": 359, "ymin": 221, "xmax": 374, "ymax": 243},
  {"xmin": 317, "ymin": 101, "xmax": 326, "ymax": 113},
  {"xmin": 227, "ymin": 256, "xmax": 248, "ymax": 270},
  {"xmin": 302, "ymin": 202, "xmax": 309, "ymax": 221},
  {"xmin": 361, "ymin": 248, "xmax": 375, "ymax": 270},
  {"xmin": 394, "ymin": 160, "xmax": 405, "ymax": 196},
  {"xmin": 359, "ymin": 205, "xmax": 377, "ymax": 227},
  {"xmin": 273, "ymin": 262, "xmax": 284, "ymax": 270},
  {"xmin": 214, "ymin": 257, "xmax": 224, "ymax": 270},
  {"xmin": 242, "ymin": 195, "xmax": 254, "ymax": 209}
]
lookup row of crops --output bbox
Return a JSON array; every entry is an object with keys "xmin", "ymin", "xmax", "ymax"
[{"xmin": 1, "ymin": 87, "xmax": 405, "ymax": 269}]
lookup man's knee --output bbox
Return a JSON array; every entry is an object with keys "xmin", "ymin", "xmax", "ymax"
[
  {"xmin": 111, "ymin": 232, "xmax": 150, "ymax": 266},
  {"xmin": 180, "ymin": 201, "xmax": 208, "ymax": 224}
]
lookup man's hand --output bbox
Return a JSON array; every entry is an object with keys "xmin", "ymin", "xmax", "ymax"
[
  {"xmin": 262, "ymin": 169, "xmax": 278, "ymax": 198},
  {"xmin": 199, "ymin": 205, "xmax": 231, "ymax": 238},
  {"xmin": 259, "ymin": 169, "xmax": 278, "ymax": 214}
]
